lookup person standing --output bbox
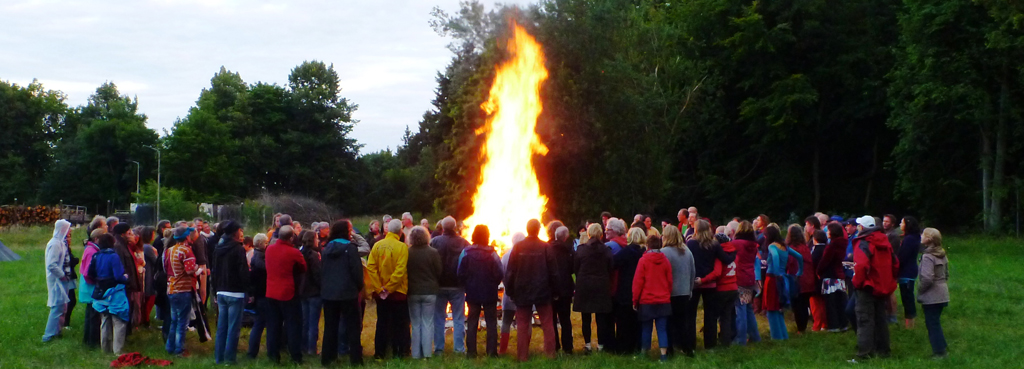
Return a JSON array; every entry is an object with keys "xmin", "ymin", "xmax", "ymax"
[
  {"xmin": 43, "ymin": 219, "xmax": 72, "ymax": 343},
  {"xmin": 247, "ymin": 234, "xmax": 270, "ymax": 359},
  {"xmin": 505, "ymin": 219, "xmax": 560, "ymax": 362},
  {"xmin": 430, "ymin": 216, "xmax": 468, "ymax": 356},
  {"xmin": 498, "ymin": 232, "xmax": 526, "ymax": 355},
  {"xmin": 110, "ymin": 224, "xmax": 141, "ymax": 332},
  {"xmin": 297, "ymin": 230, "xmax": 323, "ymax": 356},
  {"xmin": 809, "ymin": 230, "xmax": 829, "ymax": 332},
  {"xmin": 164, "ymin": 227, "xmax": 201, "ymax": 356},
  {"xmin": 731, "ymin": 221, "xmax": 761, "ymax": 345},
  {"xmin": 265, "ymin": 226, "xmax": 308, "ymax": 364},
  {"xmin": 213, "ymin": 221, "xmax": 249, "ymax": 364},
  {"xmin": 897, "ymin": 216, "xmax": 922, "ymax": 329},
  {"xmin": 321, "ymin": 220, "xmax": 365, "ymax": 366},
  {"xmin": 818, "ymin": 223, "xmax": 850, "ymax": 331},
  {"xmin": 367, "ymin": 219, "xmax": 411, "ymax": 359},
  {"xmin": 687, "ymin": 220, "xmax": 734, "ymax": 349},
  {"xmin": 787, "ymin": 225, "xmax": 815, "ymax": 334},
  {"xmin": 632, "ymin": 235, "xmax": 673, "ymax": 362},
  {"xmin": 458, "ymin": 225, "xmax": 503, "ymax": 358},
  {"xmin": 407, "ymin": 226, "xmax": 442, "ymax": 359},
  {"xmin": 761, "ymin": 225, "xmax": 803, "ymax": 340},
  {"xmin": 140, "ymin": 227, "xmax": 158, "ymax": 328},
  {"xmin": 662, "ymin": 225, "xmax": 696, "ymax": 355},
  {"xmin": 62, "ymin": 222, "xmax": 80, "ymax": 331},
  {"xmin": 851, "ymin": 216, "xmax": 899, "ymax": 361},
  {"xmin": 574, "ymin": 223, "xmax": 615, "ymax": 354},
  {"xmin": 612, "ymin": 228, "xmax": 646, "ymax": 355},
  {"xmin": 715, "ymin": 231, "xmax": 738, "ymax": 346},
  {"xmin": 547, "ymin": 222, "xmax": 576, "ymax": 355},
  {"xmin": 89, "ymin": 234, "xmax": 130, "ymax": 355},
  {"xmin": 80, "ymin": 228, "xmax": 105, "ymax": 348},
  {"xmin": 918, "ymin": 228, "xmax": 949, "ymax": 359}
]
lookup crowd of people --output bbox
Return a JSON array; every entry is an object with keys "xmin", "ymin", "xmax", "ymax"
[{"xmin": 40, "ymin": 208, "xmax": 952, "ymax": 365}]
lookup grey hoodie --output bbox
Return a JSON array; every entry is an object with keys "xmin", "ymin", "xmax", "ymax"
[{"xmin": 663, "ymin": 245, "xmax": 696, "ymax": 297}]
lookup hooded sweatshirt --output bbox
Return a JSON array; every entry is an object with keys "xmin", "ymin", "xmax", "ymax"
[
  {"xmin": 457, "ymin": 243, "xmax": 503, "ymax": 304},
  {"xmin": 852, "ymin": 227, "xmax": 899, "ymax": 297},
  {"xmin": 214, "ymin": 237, "xmax": 250, "ymax": 295},
  {"xmin": 632, "ymin": 249, "xmax": 673, "ymax": 306},
  {"xmin": 716, "ymin": 241, "xmax": 738, "ymax": 292},
  {"xmin": 320, "ymin": 238, "xmax": 365, "ymax": 301},
  {"xmin": 732, "ymin": 238, "xmax": 759, "ymax": 288}
]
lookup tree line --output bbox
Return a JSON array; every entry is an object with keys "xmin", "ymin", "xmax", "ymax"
[{"xmin": 2, "ymin": 0, "xmax": 1022, "ymax": 232}]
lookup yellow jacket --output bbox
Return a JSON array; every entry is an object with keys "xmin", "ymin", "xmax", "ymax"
[{"xmin": 366, "ymin": 232, "xmax": 408, "ymax": 295}]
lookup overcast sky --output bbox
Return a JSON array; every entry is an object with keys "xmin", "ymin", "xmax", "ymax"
[{"xmin": 1, "ymin": 0, "xmax": 533, "ymax": 153}]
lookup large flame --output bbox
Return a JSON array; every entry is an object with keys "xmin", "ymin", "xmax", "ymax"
[{"xmin": 462, "ymin": 23, "xmax": 549, "ymax": 254}]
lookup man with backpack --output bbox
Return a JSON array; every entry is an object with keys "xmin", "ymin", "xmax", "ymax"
[{"xmin": 850, "ymin": 215, "xmax": 900, "ymax": 361}]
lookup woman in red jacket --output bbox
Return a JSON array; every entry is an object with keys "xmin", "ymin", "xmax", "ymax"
[
  {"xmin": 632, "ymin": 236, "xmax": 673, "ymax": 362},
  {"xmin": 787, "ymin": 224, "xmax": 815, "ymax": 334}
]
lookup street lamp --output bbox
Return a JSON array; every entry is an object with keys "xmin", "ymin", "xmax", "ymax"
[
  {"xmin": 128, "ymin": 160, "xmax": 141, "ymax": 194},
  {"xmin": 145, "ymin": 145, "xmax": 161, "ymax": 221}
]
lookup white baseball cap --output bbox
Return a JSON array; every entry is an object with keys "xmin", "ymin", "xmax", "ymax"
[{"xmin": 856, "ymin": 215, "xmax": 875, "ymax": 228}]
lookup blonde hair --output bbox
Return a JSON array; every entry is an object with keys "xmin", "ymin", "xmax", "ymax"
[
  {"xmin": 627, "ymin": 227, "xmax": 647, "ymax": 245},
  {"xmin": 586, "ymin": 223, "xmax": 603, "ymax": 241},
  {"xmin": 409, "ymin": 226, "xmax": 432, "ymax": 247},
  {"xmin": 922, "ymin": 227, "xmax": 942, "ymax": 248},
  {"xmin": 662, "ymin": 225, "xmax": 684, "ymax": 250},
  {"xmin": 695, "ymin": 219, "xmax": 715, "ymax": 249},
  {"xmin": 253, "ymin": 233, "xmax": 269, "ymax": 250}
]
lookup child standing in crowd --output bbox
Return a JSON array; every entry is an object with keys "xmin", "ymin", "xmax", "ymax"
[{"xmin": 632, "ymin": 235, "xmax": 672, "ymax": 362}]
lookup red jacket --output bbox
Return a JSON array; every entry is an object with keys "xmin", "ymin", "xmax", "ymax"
[
  {"xmin": 265, "ymin": 238, "xmax": 307, "ymax": 301},
  {"xmin": 716, "ymin": 241, "xmax": 738, "ymax": 292},
  {"xmin": 852, "ymin": 230, "xmax": 899, "ymax": 297},
  {"xmin": 632, "ymin": 250, "xmax": 673, "ymax": 305},
  {"xmin": 791, "ymin": 243, "xmax": 816, "ymax": 294},
  {"xmin": 732, "ymin": 239, "xmax": 759, "ymax": 288}
]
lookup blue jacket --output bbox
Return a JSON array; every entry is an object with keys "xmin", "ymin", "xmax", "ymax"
[
  {"xmin": 896, "ymin": 233, "xmax": 921, "ymax": 280},
  {"xmin": 89, "ymin": 249, "xmax": 128, "ymax": 287},
  {"xmin": 458, "ymin": 244, "xmax": 503, "ymax": 304}
]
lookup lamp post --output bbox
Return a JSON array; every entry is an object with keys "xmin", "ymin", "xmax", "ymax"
[
  {"xmin": 128, "ymin": 160, "xmax": 141, "ymax": 194},
  {"xmin": 145, "ymin": 145, "xmax": 161, "ymax": 221}
]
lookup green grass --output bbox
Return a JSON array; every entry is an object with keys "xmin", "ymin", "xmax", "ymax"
[{"xmin": 1, "ymin": 225, "xmax": 1021, "ymax": 368}]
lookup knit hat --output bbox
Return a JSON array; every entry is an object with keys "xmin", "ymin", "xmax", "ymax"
[
  {"xmin": 221, "ymin": 221, "xmax": 242, "ymax": 238},
  {"xmin": 856, "ymin": 215, "xmax": 876, "ymax": 228},
  {"xmin": 112, "ymin": 223, "xmax": 131, "ymax": 235},
  {"xmin": 830, "ymin": 215, "xmax": 844, "ymax": 223},
  {"xmin": 173, "ymin": 226, "xmax": 195, "ymax": 241}
]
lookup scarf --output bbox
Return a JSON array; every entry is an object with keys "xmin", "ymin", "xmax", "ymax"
[{"xmin": 609, "ymin": 235, "xmax": 628, "ymax": 247}]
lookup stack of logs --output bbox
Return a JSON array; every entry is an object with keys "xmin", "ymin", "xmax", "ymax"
[{"xmin": 0, "ymin": 205, "xmax": 62, "ymax": 227}]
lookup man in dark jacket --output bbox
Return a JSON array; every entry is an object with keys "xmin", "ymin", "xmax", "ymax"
[
  {"xmin": 505, "ymin": 219, "xmax": 560, "ymax": 362},
  {"xmin": 320, "ymin": 220, "xmax": 365, "ymax": 366},
  {"xmin": 547, "ymin": 222, "xmax": 575, "ymax": 354},
  {"xmin": 429, "ymin": 216, "xmax": 469, "ymax": 355},
  {"xmin": 851, "ymin": 216, "xmax": 899, "ymax": 361},
  {"xmin": 212, "ymin": 221, "xmax": 250, "ymax": 364},
  {"xmin": 458, "ymin": 225, "xmax": 503, "ymax": 358}
]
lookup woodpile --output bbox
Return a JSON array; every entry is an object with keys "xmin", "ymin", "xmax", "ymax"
[{"xmin": 0, "ymin": 205, "xmax": 62, "ymax": 227}]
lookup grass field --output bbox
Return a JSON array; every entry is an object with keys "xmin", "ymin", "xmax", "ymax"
[{"xmin": 1, "ymin": 225, "xmax": 1021, "ymax": 368}]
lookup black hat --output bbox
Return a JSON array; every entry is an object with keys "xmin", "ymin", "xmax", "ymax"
[
  {"xmin": 112, "ymin": 223, "xmax": 131, "ymax": 235},
  {"xmin": 222, "ymin": 221, "xmax": 242, "ymax": 238}
]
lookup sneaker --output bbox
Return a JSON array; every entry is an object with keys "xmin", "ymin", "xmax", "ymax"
[
  {"xmin": 932, "ymin": 353, "xmax": 948, "ymax": 360},
  {"xmin": 177, "ymin": 350, "xmax": 191, "ymax": 358},
  {"xmin": 659, "ymin": 355, "xmax": 668, "ymax": 363}
]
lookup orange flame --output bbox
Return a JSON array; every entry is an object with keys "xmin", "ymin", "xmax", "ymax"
[{"xmin": 462, "ymin": 23, "xmax": 549, "ymax": 254}]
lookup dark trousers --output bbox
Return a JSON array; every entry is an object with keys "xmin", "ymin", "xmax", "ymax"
[
  {"xmin": 267, "ymin": 297, "xmax": 303, "ymax": 364},
  {"xmin": 64, "ymin": 291, "xmax": 77, "ymax": 327},
  {"xmin": 612, "ymin": 301, "xmax": 639, "ymax": 354},
  {"xmin": 157, "ymin": 291, "xmax": 170, "ymax": 341},
  {"xmin": 580, "ymin": 312, "xmax": 615, "ymax": 348},
  {"xmin": 83, "ymin": 303, "xmax": 101, "ymax": 347},
  {"xmin": 552, "ymin": 299, "xmax": 573, "ymax": 353},
  {"xmin": 374, "ymin": 297, "xmax": 410, "ymax": 359},
  {"xmin": 669, "ymin": 295, "xmax": 696, "ymax": 355},
  {"xmin": 693, "ymin": 288, "xmax": 718, "ymax": 349},
  {"xmin": 323, "ymin": 299, "xmax": 363, "ymax": 366},
  {"xmin": 247, "ymin": 297, "xmax": 268, "ymax": 358},
  {"xmin": 854, "ymin": 290, "xmax": 891, "ymax": 357},
  {"xmin": 846, "ymin": 292, "xmax": 858, "ymax": 331},
  {"xmin": 922, "ymin": 303, "xmax": 947, "ymax": 355},
  {"xmin": 717, "ymin": 290, "xmax": 738, "ymax": 346},
  {"xmin": 793, "ymin": 292, "xmax": 812, "ymax": 333},
  {"xmin": 824, "ymin": 291, "xmax": 849, "ymax": 330},
  {"xmin": 899, "ymin": 281, "xmax": 917, "ymax": 319},
  {"xmin": 466, "ymin": 302, "xmax": 498, "ymax": 357}
]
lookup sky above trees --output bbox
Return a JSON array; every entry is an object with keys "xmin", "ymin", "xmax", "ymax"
[{"xmin": 0, "ymin": 0, "xmax": 530, "ymax": 152}]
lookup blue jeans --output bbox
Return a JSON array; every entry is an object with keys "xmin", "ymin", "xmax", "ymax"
[
  {"xmin": 215, "ymin": 294, "xmax": 246, "ymax": 363},
  {"xmin": 410, "ymin": 295, "xmax": 437, "ymax": 358},
  {"xmin": 641, "ymin": 316, "xmax": 669, "ymax": 351},
  {"xmin": 433, "ymin": 288, "xmax": 465, "ymax": 353},
  {"xmin": 42, "ymin": 303, "xmax": 67, "ymax": 342},
  {"xmin": 734, "ymin": 301, "xmax": 761, "ymax": 345},
  {"xmin": 301, "ymin": 297, "xmax": 323, "ymax": 354},
  {"xmin": 922, "ymin": 303, "xmax": 947, "ymax": 355},
  {"xmin": 166, "ymin": 293, "xmax": 192, "ymax": 354}
]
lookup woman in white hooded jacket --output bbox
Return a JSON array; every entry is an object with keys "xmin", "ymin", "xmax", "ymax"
[{"xmin": 43, "ymin": 219, "xmax": 72, "ymax": 342}]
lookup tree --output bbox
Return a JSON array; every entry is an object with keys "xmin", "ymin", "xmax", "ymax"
[{"xmin": 0, "ymin": 80, "xmax": 69, "ymax": 204}]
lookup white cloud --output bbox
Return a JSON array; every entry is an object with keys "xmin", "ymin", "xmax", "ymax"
[{"xmin": 1, "ymin": 0, "xmax": 536, "ymax": 153}]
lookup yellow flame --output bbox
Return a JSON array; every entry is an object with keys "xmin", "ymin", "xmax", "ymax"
[{"xmin": 462, "ymin": 23, "xmax": 549, "ymax": 254}]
